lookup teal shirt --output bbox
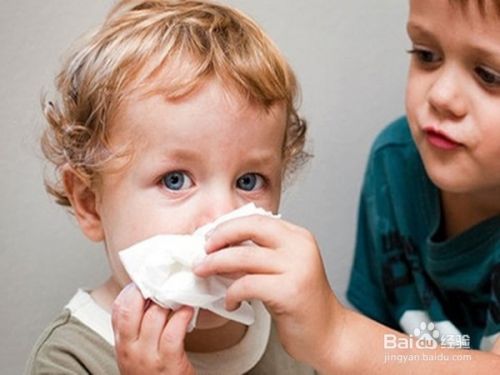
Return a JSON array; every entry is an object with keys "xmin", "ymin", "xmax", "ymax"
[{"xmin": 347, "ymin": 117, "xmax": 500, "ymax": 349}]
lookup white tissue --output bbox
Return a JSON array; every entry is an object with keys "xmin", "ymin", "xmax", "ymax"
[{"xmin": 119, "ymin": 203, "xmax": 279, "ymax": 331}]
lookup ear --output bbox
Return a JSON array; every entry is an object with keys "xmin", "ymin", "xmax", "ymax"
[{"xmin": 63, "ymin": 167, "xmax": 104, "ymax": 242}]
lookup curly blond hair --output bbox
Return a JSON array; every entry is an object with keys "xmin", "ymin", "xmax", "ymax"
[{"xmin": 42, "ymin": 0, "xmax": 308, "ymax": 207}]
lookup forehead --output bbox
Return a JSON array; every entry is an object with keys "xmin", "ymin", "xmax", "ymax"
[{"xmin": 110, "ymin": 78, "xmax": 287, "ymax": 151}]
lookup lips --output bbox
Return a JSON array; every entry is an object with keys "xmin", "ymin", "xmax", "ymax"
[{"xmin": 422, "ymin": 127, "xmax": 463, "ymax": 150}]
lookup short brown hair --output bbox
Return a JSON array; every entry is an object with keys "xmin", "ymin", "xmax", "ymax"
[
  {"xmin": 42, "ymin": 0, "xmax": 308, "ymax": 207},
  {"xmin": 449, "ymin": 0, "xmax": 500, "ymax": 16}
]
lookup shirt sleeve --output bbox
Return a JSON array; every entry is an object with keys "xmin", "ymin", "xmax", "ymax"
[
  {"xmin": 25, "ymin": 331, "xmax": 90, "ymax": 375},
  {"xmin": 24, "ymin": 311, "xmax": 118, "ymax": 375}
]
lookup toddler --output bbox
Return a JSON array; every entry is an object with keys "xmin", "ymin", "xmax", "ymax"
[{"xmin": 25, "ymin": 1, "xmax": 314, "ymax": 374}]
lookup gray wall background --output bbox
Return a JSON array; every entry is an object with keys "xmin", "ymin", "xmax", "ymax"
[{"xmin": 0, "ymin": 1, "xmax": 409, "ymax": 373}]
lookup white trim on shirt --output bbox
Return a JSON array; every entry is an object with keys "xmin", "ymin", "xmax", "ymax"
[{"xmin": 65, "ymin": 289, "xmax": 271, "ymax": 375}]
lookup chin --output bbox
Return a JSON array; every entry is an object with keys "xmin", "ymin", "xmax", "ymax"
[
  {"xmin": 417, "ymin": 148, "xmax": 468, "ymax": 193},
  {"xmin": 194, "ymin": 309, "xmax": 230, "ymax": 330},
  {"xmin": 425, "ymin": 165, "xmax": 473, "ymax": 193}
]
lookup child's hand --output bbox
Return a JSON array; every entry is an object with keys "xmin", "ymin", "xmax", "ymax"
[
  {"xmin": 194, "ymin": 215, "xmax": 345, "ymax": 366},
  {"xmin": 112, "ymin": 284, "xmax": 196, "ymax": 375}
]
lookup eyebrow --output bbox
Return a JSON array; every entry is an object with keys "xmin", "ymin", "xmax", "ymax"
[
  {"xmin": 161, "ymin": 148, "xmax": 203, "ymax": 163},
  {"xmin": 406, "ymin": 22, "xmax": 435, "ymax": 39},
  {"xmin": 160, "ymin": 148, "xmax": 281, "ymax": 167},
  {"xmin": 243, "ymin": 151, "xmax": 282, "ymax": 168}
]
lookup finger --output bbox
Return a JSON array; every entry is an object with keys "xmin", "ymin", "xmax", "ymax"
[
  {"xmin": 159, "ymin": 306, "xmax": 194, "ymax": 356},
  {"xmin": 205, "ymin": 215, "xmax": 295, "ymax": 253},
  {"xmin": 224, "ymin": 274, "xmax": 281, "ymax": 311},
  {"xmin": 112, "ymin": 284, "xmax": 146, "ymax": 343},
  {"xmin": 194, "ymin": 245, "xmax": 283, "ymax": 277},
  {"xmin": 140, "ymin": 303, "xmax": 170, "ymax": 350}
]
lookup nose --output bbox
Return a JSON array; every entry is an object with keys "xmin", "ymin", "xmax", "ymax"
[
  {"xmin": 427, "ymin": 65, "xmax": 467, "ymax": 119},
  {"xmin": 192, "ymin": 188, "xmax": 240, "ymax": 230}
]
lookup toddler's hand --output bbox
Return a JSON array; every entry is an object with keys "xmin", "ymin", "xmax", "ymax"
[
  {"xmin": 194, "ymin": 215, "xmax": 346, "ymax": 366},
  {"xmin": 112, "ymin": 284, "xmax": 196, "ymax": 375}
]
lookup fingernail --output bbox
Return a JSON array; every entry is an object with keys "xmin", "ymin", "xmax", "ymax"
[
  {"xmin": 116, "ymin": 283, "xmax": 136, "ymax": 305},
  {"xmin": 193, "ymin": 254, "xmax": 206, "ymax": 268},
  {"xmin": 204, "ymin": 240, "xmax": 216, "ymax": 255},
  {"xmin": 181, "ymin": 305, "xmax": 194, "ymax": 315},
  {"xmin": 204, "ymin": 229, "xmax": 214, "ymax": 240}
]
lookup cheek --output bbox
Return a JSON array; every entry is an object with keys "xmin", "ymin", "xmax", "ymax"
[
  {"xmin": 257, "ymin": 180, "xmax": 282, "ymax": 214},
  {"xmin": 477, "ymin": 133, "xmax": 500, "ymax": 171},
  {"xmin": 405, "ymin": 62, "xmax": 428, "ymax": 111},
  {"xmin": 271, "ymin": 180, "xmax": 282, "ymax": 210},
  {"xmin": 405, "ymin": 75, "xmax": 418, "ymax": 116},
  {"xmin": 405, "ymin": 77, "xmax": 425, "ymax": 135},
  {"xmin": 100, "ymin": 199, "xmax": 166, "ymax": 252}
]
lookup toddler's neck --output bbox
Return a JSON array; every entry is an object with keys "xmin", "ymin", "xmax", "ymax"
[
  {"xmin": 185, "ymin": 320, "xmax": 247, "ymax": 352},
  {"xmin": 90, "ymin": 278, "xmax": 247, "ymax": 352}
]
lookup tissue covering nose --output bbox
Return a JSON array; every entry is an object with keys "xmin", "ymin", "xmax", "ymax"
[{"xmin": 119, "ymin": 203, "xmax": 279, "ymax": 330}]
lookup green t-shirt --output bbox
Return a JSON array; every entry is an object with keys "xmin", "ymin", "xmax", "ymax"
[{"xmin": 347, "ymin": 116, "xmax": 500, "ymax": 350}]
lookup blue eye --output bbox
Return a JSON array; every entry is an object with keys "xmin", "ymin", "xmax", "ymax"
[
  {"xmin": 161, "ymin": 171, "xmax": 192, "ymax": 191},
  {"xmin": 475, "ymin": 66, "xmax": 500, "ymax": 87},
  {"xmin": 236, "ymin": 173, "xmax": 264, "ymax": 191}
]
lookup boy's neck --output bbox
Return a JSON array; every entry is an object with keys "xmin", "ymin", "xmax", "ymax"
[
  {"xmin": 90, "ymin": 279, "xmax": 122, "ymax": 313},
  {"xmin": 440, "ymin": 189, "xmax": 500, "ymax": 239},
  {"xmin": 185, "ymin": 320, "xmax": 247, "ymax": 352},
  {"xmin": 91, "ymin": 278, "xmax": 247, "ymax": 352}
]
